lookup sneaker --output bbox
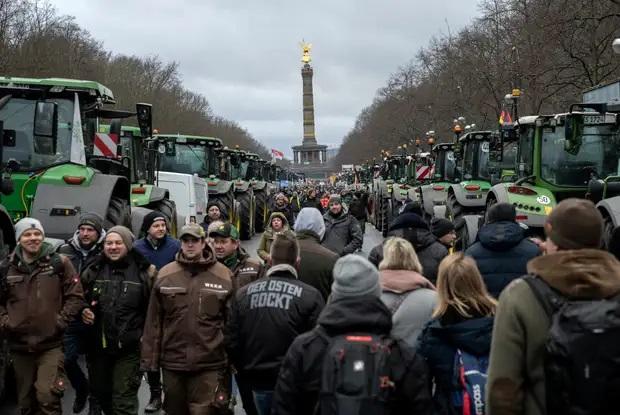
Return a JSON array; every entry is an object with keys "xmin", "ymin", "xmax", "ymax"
[{"xmin": 144, "ymin": 394, "xmax": 162, "ymax": 413}]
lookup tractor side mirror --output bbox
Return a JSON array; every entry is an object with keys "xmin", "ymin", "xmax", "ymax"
[
  {"xmin": 136, "ymin": 103, "xmax": 152, "ymax": 138},
  {"xmin": 564, "ymin": 113, "xmax": 584, "ymax": 155},
  {"xmin": 33, "ymin": 101, "xmax": 58, "ymax": 154}
]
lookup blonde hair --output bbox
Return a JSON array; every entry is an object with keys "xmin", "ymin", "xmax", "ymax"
[
  {"xmin": 433, "ymin": 253, "xmax": 496, "ymax": 318},
  {"xmin": 379, "ymin": 237, "xmax": 423, "ymax": 273}
]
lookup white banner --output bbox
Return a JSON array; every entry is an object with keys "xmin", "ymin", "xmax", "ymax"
[{"xmin": 70, "ymin": 93, "xmax": 86, "ymax": 165}]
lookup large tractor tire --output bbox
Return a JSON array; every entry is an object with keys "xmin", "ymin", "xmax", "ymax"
[
  {"xmin": 105, "ymin": 196, "xmax": 132, "ymax": 231},
  {"xmin": 254, "ymin": 190, "xmax": 269, "ymax": 233},
  {"xmin": 381, "ymin": 197, "xmax": 390, "ymax": 238},
  {"xmin": 237, "ymin": 191, "xmax": 255, "ymax": 241},
  {"xmin": 374, "ymin": 195, "xmax": 382, "ymax": 230},
  {"xmin": 149, "ymin": 198, "xmax": 178, "ymax": 237}
]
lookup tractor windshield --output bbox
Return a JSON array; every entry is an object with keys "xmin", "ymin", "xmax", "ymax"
[
  {"xmin": 435, "ymin": 149, "xmax": 456, "ymax": 181},
  {"xmin": 541, "ymin": 124, "xmax": 620, "ymax": 186},
  {"xmin": 462, "ymin": 140, "xmax": 491, "ymax": 181},
  {"xmin": 159, "ymin": 144, "xmax": 209, "ymax": 177},
  {"xmin": 230, "ymin": 154, "xmax": 249, "ymax": 180},
  {"xmin": 120, "ymin": 135, "xmax": 147, "ymax": 182},
  {"xmin": 387, "ymin": 159, "xmax": 405, "ymax": 180},
  {"xmin": 0, "ymin": 97, "xmax": 74, "ymax": 171}
]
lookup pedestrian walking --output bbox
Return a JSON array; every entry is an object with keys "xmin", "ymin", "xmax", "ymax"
[
  {"xmin": 431, "ymin": 218, "xmax": 456, "ymax": 250},
  {"xmin": 201, "ymin": 201, "xmax": 225, "ymax": 232},
  {"xmin": 0, "ymin": 218, "xmax": 84, "ymax": 415},
  {"xmin": 271, "ymin": 255, "xmax": 432, "ymax": 415},
  {"xmin": 270, "ymin": 193, "xmax": 295, "ymax": 226},
  {"xmin": 80, "ymin": 226, "xmax": 156, "ymax": 415},
  {"xmin": 229, "ymin": 233, "xmax": 324, "ymax": 415},
  {"xmin": 57, "ymin": 212, "xmax": 106, "ymax": 414},
  {"xmin": 133, "ymin": 211, "xmax": 180, "ymax": 412},
  {"xmin": 321, "ymin": 194, "xmax": 363, "ymax": 256},
  {"xmin": 487, "ymin": 199, "xmax": 620, "ymax": 415},
  {"xmin": 379, "ymin": 237, "xmax": 436, "ymax": 347},
  {"xmin": 141, "ymin": 223, "xmax": 235, "ymax": 415},
  {"xmin": 210, "ymin": 223, "xmax": 263, "ymax": 289},
  {"xmin": 294, "ymin": 207, "xmax": 338, "ymax": 301},
  {"xmin": 257, "ymin": 212, "xmax": 295, "ymax": 263},
  {"xmin": 417, "ymin": 253, "xmax": 495, "ymax": 415},
  {"xmin": 348, "ymin": 191, "xmax": 368, "ymax": 235},
  {"xmin": 464, "ymin": 203, "xmax": 539, "ymax": 298},
  {"xmin": 301, "ymin": 188, "xmax": 323, "ymax": 213},
  {"xmin": 369, "ymin": 210, "xmax": 447, "ymax": 283}
]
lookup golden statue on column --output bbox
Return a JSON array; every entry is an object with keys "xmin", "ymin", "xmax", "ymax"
[{"xmin": 300, "ymin": 40, "xmax": 312, "ymax": 64}]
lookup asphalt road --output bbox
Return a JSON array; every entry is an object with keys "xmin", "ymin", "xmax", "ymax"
[{"xmin": 0, "ymin": 223, "xmax": 384, "ymax": 414}]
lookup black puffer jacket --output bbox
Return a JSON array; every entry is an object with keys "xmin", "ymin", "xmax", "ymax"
[
  {"xmin": 81, "ymin": 250, "xmax": 156, "ymax": 354},
  {"xmin": 321, "ymin": 210, "xmax": 363, "ymax": 256},
  {"xmin": 369, "ymin": 227, "xmax": 447, "ymax": 284},
  {"xmin": 272, "ymin": 296, "xmax": 432, "ymax": 415},
  {"xmin": 228, "ymin": 264, "xmax": 324, "ymax": 389}
]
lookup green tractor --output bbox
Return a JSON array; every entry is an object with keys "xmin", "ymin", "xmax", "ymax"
[
  {"xmin": 445, "ymin": 130, "xmax": 517, "ymax": 250},
  {"xmin": 93, "ymin": 107, "xmax": 178, "ymax": 237},
  {"xmin": 246, "ymin": 154, "xmax": 273, "ymax": 233},
  {"xmin": 371, "ymin": 154, "xmax": 408, "ymax": 237},
  {"xmin": 0, "ymin": 77, "xmax": 133, "ymax": 241},
  {"xmin": 419, "ymin": 143, "xmax": 457, "ymax": 220}
]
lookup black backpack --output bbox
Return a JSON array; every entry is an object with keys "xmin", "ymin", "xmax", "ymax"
[
  {"xmin": 318, "ymin": 329, "xmax": 399, "ymax": 415},
  {"xmin": 524, "ymin": 275, "xmax": 620, "ymax": 415}
]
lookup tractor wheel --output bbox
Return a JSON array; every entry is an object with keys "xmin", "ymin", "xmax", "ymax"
[
  {"xmin": 603, "ymin": 213, "xmax": 615, "ymax": 251},
  {"xmin": 381, "ymin": 197, "xmax": 390, "ymax": 238},
  {"xmin": 149, "ymin": 198, "xmax": 178, "ymax": 237},
  {"xmin": 105, "ymin": 196, "xmax": 131, "ymax": 230},
  {"xmin": 254, "ymin": 191, "xmax": 268, "ymax": 233},
  {"xmin": 237, "ymin": 191, "xmax": 255, "ymax": 240}
]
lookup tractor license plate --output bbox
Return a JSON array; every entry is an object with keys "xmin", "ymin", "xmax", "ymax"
[{"xmin": 465, "ymin": 194, "xmax": 481, "ymax": 199}]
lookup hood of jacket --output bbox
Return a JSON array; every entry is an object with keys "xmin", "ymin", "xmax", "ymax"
[
  {"xmin": 379, "ymin": 269, "xmax": 435, "ymax": 294},
  {"xmin": 295, "ymin": 207, "xmax": 326, "ymax": 239},
  {"xmin": 478, "ymin": 221, "xmax": 524, "ymax": 251},
  {"xmin": 265, "ymin": 263, "xmax": 298, "ymax": 279},
  {"xmin": 318, "ymin": 296, "xmax": 392, "ymax": 335},
  {"xmin": 295, "ymin": 229, "xmax": 321, "ymax": 244},
  {"xmin": 13, "ymin": 241, "xmax": 57, "ymax": 265},
  {"xmin": 265, "ymin": 212, "xmax": 290, "ymax": 235},
  {"xmin": 425, "ymin": 316, "xmax": 494, "ymax": 356},
  {"xmin": 527, "ymin": 249, "xmax": 620, "ymax": 299},
  {"xmin": 388, "ymin": 227, "xmax": 437, "ymax": 251}
]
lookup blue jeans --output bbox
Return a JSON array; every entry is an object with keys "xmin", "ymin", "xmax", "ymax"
[{"xmin": 252, "ymin": 389, "xmax": 274, "ymax": 415}]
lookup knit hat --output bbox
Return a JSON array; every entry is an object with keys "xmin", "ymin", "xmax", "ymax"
[
  {"xmin": 141, "ymin": 211, "xmax": 168, "ymax": 234},
  {"xmin": 331, "ymin": 255, "xmax": 381, "ymax": 301},
  {"xmin": 294, "ymin": 207, "xmax": 326, "ymax": 239},
  {"xmin": 106, "ymin": 226, "xmax": 135, "ymax": 249},
  {"xmin": 546, "ymin": 198, "xmax": 603, "ymax": 250},
  {"xmin": 328, "ymin": 194, "xmax": 342, "ymax": 206},
  {"xmin": 486, "ymin": 203, "xmax": 516, "ymax": 224},
  {"xmin": 270, "ymin": 233, "xmax": 299, "ymax": 265},
  {"xmin": 15, "ymin": 217, "xmax": 44, "ymax": 241},
  {"xmin": 401, "ymin": 201, "xmax": 423, "ymax": 216},
  {"xmin": 431, "ymin": 218, "xmax": 455, "ymax": 239},
  {"xmin": 78, "ymin": 212, "xmax": 105, "ymax": 236}
]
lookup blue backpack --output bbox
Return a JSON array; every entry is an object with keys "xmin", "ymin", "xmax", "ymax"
[{"xmin": 452, "ymin": 349, "xmax": 488, "ymax": 415}]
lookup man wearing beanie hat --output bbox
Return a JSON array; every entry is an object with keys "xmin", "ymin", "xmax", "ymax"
[
  {"xmin": 229, "ymin": 233, "xmax": 324, "ymax": 415},
  {"xmin": 321, "ymin": 194, "xmax": 363, "ymax": 256},
  {"xmin": 200, "ymin": 201, "xmax": 226, "ymax": 231},
  {"xmin": 270, "ymin": 192, "xmax": 295, "ymax": 227},
  {"xmin": 488, "ymin": 199, "xmax": 620, "ymax": 415},
  {"xmin": 272, "ymin": 254, "xmax": 431, "ymax": 415},
  {"xmin": 57, "ymin": 212, "xmax": 107, "ymax": 413},
  {"xmin": 431, "ymin": 218, "xmax": 457, "ymax": 248},
  {"xmin": 133, "ymin": 211, "xmax": 180, "ymax": 411},
  {"xmin": 141, "ymin": 223, "xmax": 235, "ymax": 415},
  {"xmin": 1, "ymin": 217, "xmax": 84, "ymax": 415},
  {"xmin": 80, "ymin": 225, "xmax": 156, "ymax": 415},
  {"xmin": 465, "ymin": 202, "xmax": 539, "ymax": 298}
]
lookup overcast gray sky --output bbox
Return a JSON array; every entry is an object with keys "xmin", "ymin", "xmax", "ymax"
[{"xmin": 51, "ymin": 0, "xmax": 480, "ymax": 156}]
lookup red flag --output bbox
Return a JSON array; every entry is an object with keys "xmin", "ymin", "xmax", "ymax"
[{"xmin": 271, "ymin": 149, "xmax": 284, "ymax": 159}]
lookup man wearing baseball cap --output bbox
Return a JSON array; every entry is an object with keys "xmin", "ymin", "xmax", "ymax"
[
  {"xmin": 0, "ymin": 218, "xmax": 84, "ymax": 414},
  {"xmin": 141, "ymin": 223, "xmax": 235, "ymax": 414},
  {"xmin": 210, "ymin": 223, "xmax": 263, "ymax": 290},
  {"xmin": 488, "ymin": 199, "xmax": 620, "ymax": 414}
]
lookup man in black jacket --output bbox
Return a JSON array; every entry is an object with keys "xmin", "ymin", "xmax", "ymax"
[
  {"xmin": 57, "ymin": 212, "xmax": 106, "ymax": 415},
  {"xmin": 229, "ymin": 233, "xmax": 324, "ymax": 415},
  {"xmin": 271, "ymin": 254, "xmax": 432, "ymax": 415},
  {"xmin": 322, "ymin": 195, "xmax": 363, "ymax": 256}
]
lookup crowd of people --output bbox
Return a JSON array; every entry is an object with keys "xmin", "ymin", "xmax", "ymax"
[{"xmin": 0, "ymin": 183, "xmax": 618, "ymax": 415}]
